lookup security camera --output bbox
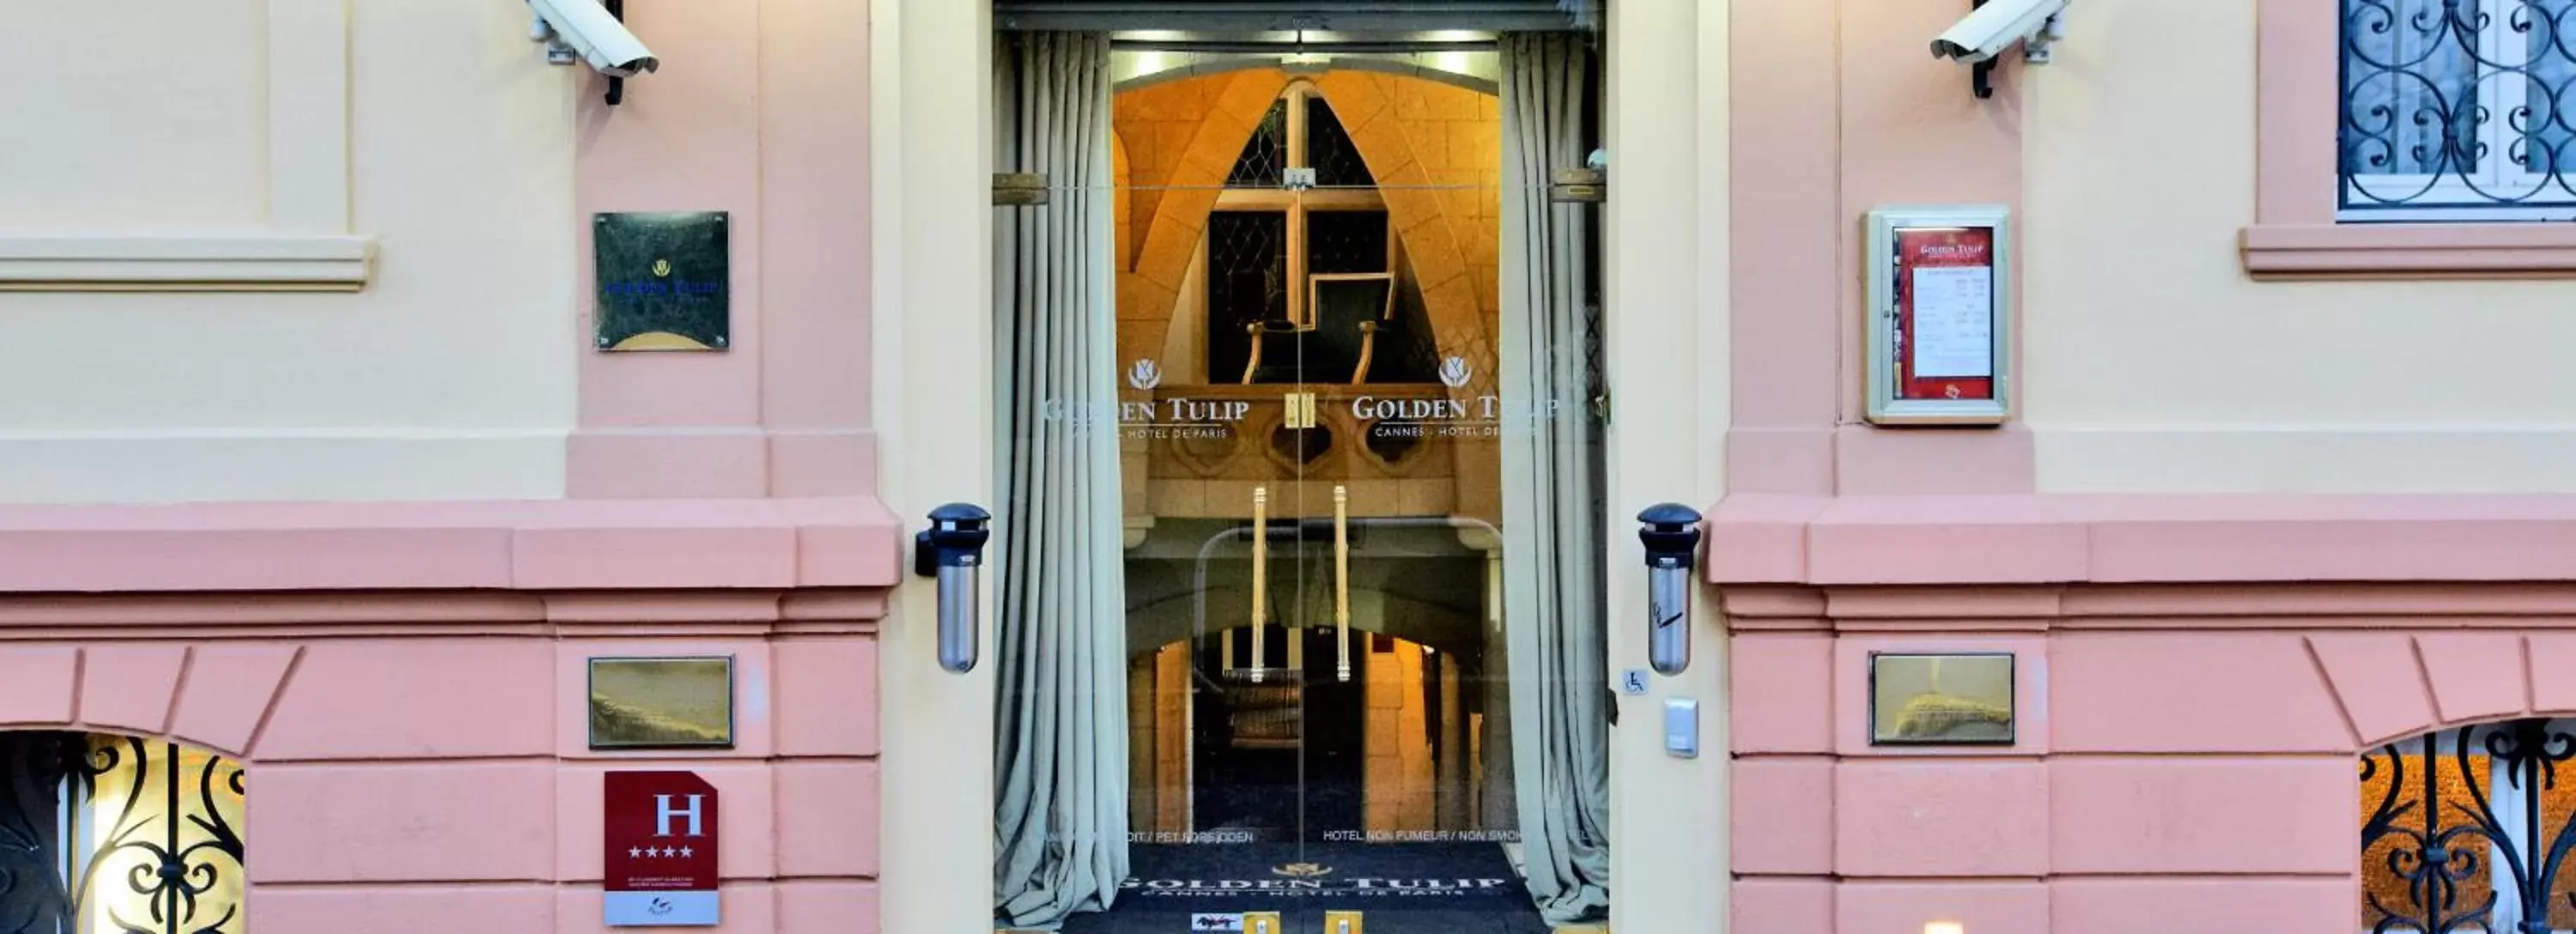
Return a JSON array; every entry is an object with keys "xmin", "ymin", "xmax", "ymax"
[
  {"xmin": 1930, "ymin": 0, "xmax": 2068, "ymax": 64},
  {"xmin": 528, "ymin": 0, "xmax": 658, "ymax": 77}
]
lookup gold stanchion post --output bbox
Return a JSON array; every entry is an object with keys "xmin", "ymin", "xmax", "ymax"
[
  {"xmin": 1334, "ymin": 485, "xmax": 1351, "ymax": 682},
  {"xmin": 1250, "ymin": 486, "xmax": 1268, "ymax": 683}
]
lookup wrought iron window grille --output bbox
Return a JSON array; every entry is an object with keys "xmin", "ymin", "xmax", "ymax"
[
  {"xmin": 0, "ymin": 733, "xmax": 246, "ymax": 934},
  {"xmin": 2363, "ymin": 718, "xmax": 2576, "ymax": 934},
  {"xmin": 2342, "ymin": 0, "xmax": 2576, "ymax": 221}
]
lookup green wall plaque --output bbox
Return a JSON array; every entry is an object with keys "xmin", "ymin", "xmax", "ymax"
[{"xmin": 594, "ymin": 211, "xmax": 731, "ymax": 351}]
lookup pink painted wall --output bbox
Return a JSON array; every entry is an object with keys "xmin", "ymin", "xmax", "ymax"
[
  {"xmin": 1704, "ymin": 493, "xmax": 2576, "ymax": 930},
  {"xmin": 0, "ymin": 2, "xmax": 898, "ymax": 929},
  {"xmin": 1720, "ymin": 581, "xmax": 2576, "ymax": 934},
  {"xmin": 570, "ymin": 0, "xmax": 876, "ymax": 500},
  {"xmin": 0, "ymin": 594, "xmax": 883, "ymax": 934},
  {"xmin": 1728, "ymin": 0, "xmax": 2031, "ymax": 497}
]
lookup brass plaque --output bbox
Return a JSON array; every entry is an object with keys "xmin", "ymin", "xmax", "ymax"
[
  {"xmin": 1242, "ymin": 912, "xmax": 1283, "ymax": 934},
  {"xmin": 593, "ymin": 211, "xmax": 730, "ymax": 352},
  {"xmin": 588, "ymin": 656, "xmax": 736, "ymax": 749},
  {"xmin": 1868, "ymin": 652, "xmax": 2014, "ymax": 746},
  {"xmin": 1323, "ymin": 909, "xmax": 1364, "ymax": 933}
]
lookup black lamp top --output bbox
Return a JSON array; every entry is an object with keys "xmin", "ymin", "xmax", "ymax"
[
  {"xmin": 1637, "ymin": 503, "xmax": 1702, "ymax": 530},
  {"xmin": 927, "ymin": 502, "xmax": 991, "ymax": 529},
  {"xmin": 1637, "ymin": 502, "xmax": 1703, "ymax": 562}
]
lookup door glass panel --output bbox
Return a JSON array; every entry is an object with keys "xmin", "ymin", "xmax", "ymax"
[{"xmin": 995, "ymin": 21, "xmax": 1606, "ymax": 933}]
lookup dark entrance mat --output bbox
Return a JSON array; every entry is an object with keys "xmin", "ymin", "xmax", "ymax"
[{"xmin": 1056, "ymin": 843, "xmax": 1554, "ymax": 934}]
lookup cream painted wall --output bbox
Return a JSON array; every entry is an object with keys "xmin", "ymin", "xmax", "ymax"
[
  {"xmin": 2025, "ymin": 0, "xmax": 2576, "ymax": 493},
  {"xmin": 0, "ymin": 0, "xmax": 575, "ymax": 503},
  {"xmin": 0, "ymin": 0, "xmax": 270, "ymax": 228}
]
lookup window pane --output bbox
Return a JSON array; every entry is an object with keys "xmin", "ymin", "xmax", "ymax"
[
  {"xmin": 1306, "ymin": 96, "xmax": 1376, "ymax": 187},
  {"xmin": 2360, "ymin": 721, "xmax": 2576, "ymax": 932},
  {"xmin": 1205, "ymin": 211, "xmax": 1287, "ymax": 382},
  {"xmin": 2343, "ymin": 0, "xmax": 2482, "ymax": 179},
  {"xmin": 0, "ymin": 732, "xmax": 248, "ymax": 934},
  {"xmin": 1307, "ymin": 210, "xmax": 1389, "ymax": 275},
  {"xmin": 2340, "ymin": 0, "xmax": 2576, "ymax": 216},
  {"xmin": 2523, "ymin": 0, "xmax": 2576, "ymax": 179},
  {"xmin": 1226, "ymin": 100, "xmax": 1289, "ymax": 188},
  {"xmin": 2360, "ymin": 739, "xmax": 2499, "ymax": 926},
  {"xmin": 78, "ymin": 737, "xmax": 248, "ymax": 934}
]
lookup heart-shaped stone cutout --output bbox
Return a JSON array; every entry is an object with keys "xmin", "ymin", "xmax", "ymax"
[
  {"xmin": 1364, "ymin": 425, "xmax": 1421, "ymax": 465},
  {"xmin": 1270, "ymin": 423, "xmax": 1333, "ymax": 465}
]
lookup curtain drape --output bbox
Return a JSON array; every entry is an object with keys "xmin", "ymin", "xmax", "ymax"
[
  {"xmin": 1497, "ymin": 31, "xmax": 1610, "ymax": 926},
  {"xmin": 990, "ymin": 30, "xmax": 1129, "ymax": 931}
]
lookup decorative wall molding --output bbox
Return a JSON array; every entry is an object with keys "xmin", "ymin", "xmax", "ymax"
[
  {"xmin": 0, "ymin": 0, "xmax": 372, "ymax": 292},
  {"xmin": 0, "ymin": 234, "xmax": 374, "ymax": 291},
  {"xmin": 1709, "ymin": 493, "xmax": 2576, "ymax": 586},
  {"xmin": 2240, "ymin": 223, "xmax": 2576, "ymax": 280},
  {"xmin": 0, "ymin": 496, "xmax": 902, "ymax": 592}
]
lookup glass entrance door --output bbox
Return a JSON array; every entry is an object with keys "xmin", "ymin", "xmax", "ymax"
[
  {"xmin": 1113, "ymin": 74, "xmax": 1527, "ymax": 852},
  {"xmin": 1170, "ymin": 78, "xmax": 1413, "ymax": 847},
  {"xmin": 993, "ymin": 23, "xmax": 1610, "ymax": 933}
]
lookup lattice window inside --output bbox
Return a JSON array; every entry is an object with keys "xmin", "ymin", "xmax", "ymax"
[
  {"xmin": 1227, "ymin": 99, "xmax": 1290, "ymax": 189},
  {"xmin": 1307, "ymin": 210, "xmax": 1389, "ymax": 275},
  {"xmin": 1306, "ymin": 96, "xmax": 1376, "ymax": 188}
]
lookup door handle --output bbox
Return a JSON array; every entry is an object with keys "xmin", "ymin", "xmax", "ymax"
[
  {"xmin": 1250, "ymin": 485, "xmax": 1268, "ymax": 683},
  {"xmin": 1334, "ymin": 484, "xmax": 1352, "ymax": 682}
]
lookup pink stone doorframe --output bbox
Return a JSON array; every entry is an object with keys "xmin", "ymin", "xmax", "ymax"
[
  {"xmin": 1726, "ymin": 578, "xmax": 2576, "ymax": 934},
  {"xmin": 0, "ymin": 588, "xmax": 886, "ymax": 934}
]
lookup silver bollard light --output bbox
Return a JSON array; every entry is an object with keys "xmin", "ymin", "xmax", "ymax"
[
  {"xmin": 913, "ymin": 503, "xmax": 992, "ymax": 674},
  {"xmin": 1637, "ymin": 503, "xmax": 1704, "ymax": 676}
]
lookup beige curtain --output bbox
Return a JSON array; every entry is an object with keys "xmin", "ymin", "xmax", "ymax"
[
  {"xmin": 1498, "ymin": 31, "xmax": 1610, "ymax": 926},
  {"xmin": 990, "ymin": 30, "xmax": 1129, "ymax": 930}
]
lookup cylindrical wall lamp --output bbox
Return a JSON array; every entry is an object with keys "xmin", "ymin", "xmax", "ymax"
[
  {"xmin": 914, "ymin": 503, "xmax": 992, "ymax": 674},
  {"xmin": 1637, "ymin": 503, "xmax": 1704, "ymax": 676}
]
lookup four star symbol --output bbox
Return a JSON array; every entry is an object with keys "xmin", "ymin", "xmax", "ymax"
[{"xmin": 625, "ymin": 845, "xmax": 700, "ymax": 859}]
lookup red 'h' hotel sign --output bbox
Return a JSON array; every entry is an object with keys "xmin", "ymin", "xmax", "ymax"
[{"xmin": 604, "ymin": 771, "xmax": 721, "ymax": 926}]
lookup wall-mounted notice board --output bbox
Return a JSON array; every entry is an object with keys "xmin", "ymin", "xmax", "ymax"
[{"xmin": 1864, "ymin": 206, "xmax": 2010, "ymax": 425}]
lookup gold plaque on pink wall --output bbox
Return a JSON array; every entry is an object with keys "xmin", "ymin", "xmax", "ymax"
[
  {"xmin": 588, "ymin": 656, "xmax": 736, "ymax": 749},
  {"xmin": 1868, "ymin": 652, "xmax": 2014, "ymax": 746}
]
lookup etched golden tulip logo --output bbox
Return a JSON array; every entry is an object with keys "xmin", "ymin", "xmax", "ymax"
[
  {"xmin": 1437, "ymin": 355, "xmax": 1471, "ymax": 389},
  {"xmin": 1270, "ymin": 863, "xmax": 1333, "ymax": 878},
  {"xmin": 652, "ymin": 258, "xmax": 672, "ymax": 277}
]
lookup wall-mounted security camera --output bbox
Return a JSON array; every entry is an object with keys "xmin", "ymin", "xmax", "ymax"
[
  {"xmin": 528, "ymin": 0, "xmax": 658, "ymax": 77},
  {"xmin": 1929, "ymin": 0, "xmax": 2067, "ymax": 99},
  {"xmin": 1930, "ymin": 0, "xmax": 2068, "ymax": 64}
]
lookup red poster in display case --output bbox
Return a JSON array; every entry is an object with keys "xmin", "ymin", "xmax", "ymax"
[
  {"xmin": 1866, "ymin": 206, "xmax": 2010, "ymax": 424},
  {"xmin": 1893, "ymin": 227, "xmax": 1995, "ymax": 402}
]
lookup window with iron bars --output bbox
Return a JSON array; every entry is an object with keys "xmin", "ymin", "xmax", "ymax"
[
  {"xmin": 2342, "ymin": 0, "xmax": 2576, "ymax": 221},
  {"xmin": 0, "ymin": 733, "xmax": 246, "ymax": 934},
  {"xmin": 2362, "ymin": 719, "xmax": 2576, "ymax": 933}
]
